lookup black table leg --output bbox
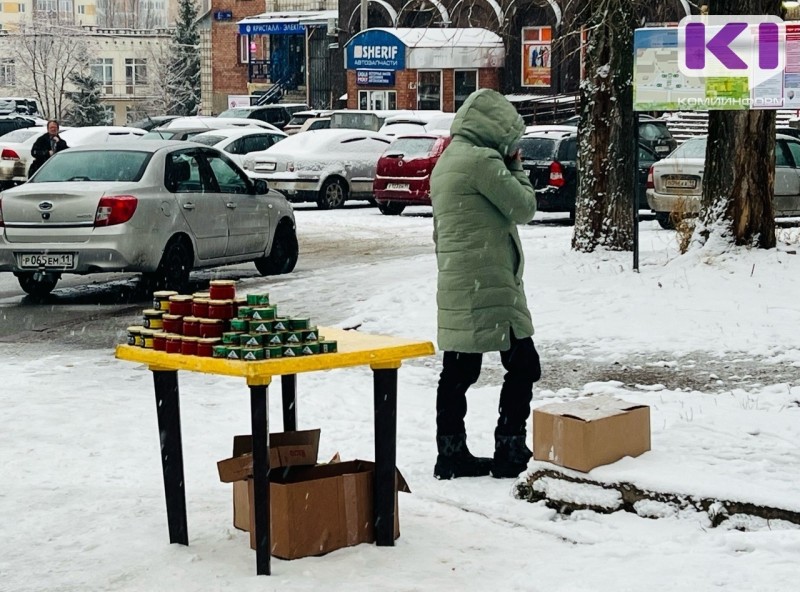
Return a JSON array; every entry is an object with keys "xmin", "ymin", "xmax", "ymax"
[
  {"xmin": 281, "ymin": 374, "xmax": 297, "ymax": 432},
  {"xmin": 250, "ymin": 384, "xmax": 271, "ymax": 576},
  {"xmin": 153, "ymin": 370, "xmax": 188, "ymax": 545},
  {"xmin": 373, "ymin": 367, "xmax": 398, "ymax": 546}
]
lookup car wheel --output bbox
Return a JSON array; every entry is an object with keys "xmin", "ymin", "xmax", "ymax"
[
  {"xmin": 378, "ymin": 202, "xmax": 405, "ymax": 216},
  {"xmin": 655, "ymin": 212, "xmax": 675, "ymax": 230},
  {"xmin": 254, "ymin": 223, "xmax": 298, "ymax": 276},
  {"xmin": 17, "ymin": 272, "xmax": 59, "ymax": 297},
  {"xmin": 146, "ymin": 236, "xmax": 193, "ymax": 292},
  {"xmin": 317, "ymin": 178, "xmax": 347, "ymax": 210}
]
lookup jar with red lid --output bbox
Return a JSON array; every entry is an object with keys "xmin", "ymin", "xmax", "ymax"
[
  {"xmin": 192, "ymin": 298, "xmax": 210, "ymax": 318},
  {"xmin": 209, "ymin": 280, "xmax": 237, "ymax": 300},
  {"xmin": 182, "ymin": 316, "xmax": 201, "ymax": 337},
  {"xmin": 207, "ymin": 299, "xmax": 234, "ymax": 320},
  {"xmin": 181, "ymin": 337, "xmax": 198, "ymax": 356},
  {"xmin": 162, "ymin": 314, "xmax": 183, "ymax": 334},
  {"xmin": 153, "ymin": 332, "xmax": 167, "ymax": 351},
  {"xmin": 196, "ymin": 337, "xmax": 220, "ymax": 357},
  {"xmin": 199, "ymin": 318, "xmax": 225, "ymax": 338},
  {"xmin": 165, "ymin": 334, "xmax": 182, "ymax": 354},
  {"xmin": 169, "ymin": 295, "xmax": 193, "ymax": 316}
]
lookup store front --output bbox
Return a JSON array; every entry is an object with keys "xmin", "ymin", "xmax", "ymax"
[{"xmin": 344, "ymin": 27, "xmax": 504, "ymax": 112}]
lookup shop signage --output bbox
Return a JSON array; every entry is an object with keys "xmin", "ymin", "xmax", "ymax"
[
  {"xmin": 239, "ymin": 22, "xmax": 305, "ymax": 35},
  {"xmin": 356, "ymin": 70, "xmax": 395, "ymax": 86},
  {"xmin": 346, "ymin": 30, "xmax": 406, "ymax": 71}
]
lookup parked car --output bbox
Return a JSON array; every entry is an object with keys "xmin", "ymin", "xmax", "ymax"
[
  {"xmin": 560, "ymin": 114, "xmax": 677, "ymax": 158},
  {"xmin": 242, "ymin": 129, "xmax": 392, "ymax": 209},
  {"xmin": 0, "ymin": 127, "xmax": 46, "ymax": 189},
  {"xmin": 283, "ymin": 110, "xmax": 333, "ymax": 134},
  {"xmin": 0, "ymin": 97, "xmax": 42, "ymax": 117},
  {"xmin": 0, "ymin": 141, "xmax": 298, "ymax": 297},
  {"xmin": 521, "ymin": 131, "xmax": 658, "ymax": 218},
  {"xmin": 646, "ymin": 134, "xmax": 800, "ymax": 229},
  {"xmin": 128, "ymin": 115, "xmax": 180, "ymax": 131},
  {"xmin": 160, "ymin": 116, "xmax": 281, "ymax": 132},
  {"xmin": 373, "ymin": 133, "xmax": 451, "ymax": 215},
  {"xmin": 217, "ymin": 104, "xmax": 309, "ymax": 130},
  {"xmin": 59, "ymin": 126, "xmax": 147, "ymax": 146},
  {"xmin": 296, "ymin": 117, "xmax": 331, "ymax": 133},
  {"xmin": 377, "ymin": 112, "xmax": 456, "ymax": 137},
  {"xmin": 139, "ymin": 127, "xmax": 211, "ymax": 141},
  {"xmin": 190, "ymin": 127, "xmax": 287, "ymax": 165},
  {"xmin": 0, "ymin": 115, "xmax": 40, "ymax": 139}
]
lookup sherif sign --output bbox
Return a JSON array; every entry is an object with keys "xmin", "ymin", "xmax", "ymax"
[{"xmin": 346, "ymin": 30, "xmax": 406, "ymax": 71}]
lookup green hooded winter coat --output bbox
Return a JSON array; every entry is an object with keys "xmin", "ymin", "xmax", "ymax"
[{"xmin": 430, "ymin": 88, "xmax": 536, "ymax": 353}]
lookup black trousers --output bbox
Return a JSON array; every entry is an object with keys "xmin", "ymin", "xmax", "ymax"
[{"xmin": 436, "ymin": 332, "xmax": 541, "ymax": 438}]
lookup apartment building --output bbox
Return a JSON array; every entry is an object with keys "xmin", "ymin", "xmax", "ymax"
[
  {"xmin": 0, "ymin": 1, "xmax": 98, "ymax": 30},
  {"xmin": 0, "ymin": 0, "xmax": 187, "ymax": 31}
]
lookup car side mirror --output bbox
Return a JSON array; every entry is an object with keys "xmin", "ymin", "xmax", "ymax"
[{"xmin": 253, "ymin": 179, "xmax": 269, "ymax": 195}]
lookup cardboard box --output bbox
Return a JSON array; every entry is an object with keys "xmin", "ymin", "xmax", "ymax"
[
  {"xmin": 217, "ymin": 429, "xmax": 320, "ymax": 531},
  {"xmin": 533, "ymin": 396, "xmax": 651, "ymax": 472},
  {"xmin": 247, "ymin": 460, "xmax": 410, "ymax": 560}
]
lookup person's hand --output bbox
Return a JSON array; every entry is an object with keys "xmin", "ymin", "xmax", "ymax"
[
  {"xmin": 48, "ymin": 150, "xmax": 53, "ymax": 156},
  {"xmin": 510, "ymin": 149, "xmax": 522, "ymax": 162}
]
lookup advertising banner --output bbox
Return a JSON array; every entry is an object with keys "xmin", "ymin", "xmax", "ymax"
[{"xmin": 522, "ymin": 26, "xmax": 552, "ymax": 88}]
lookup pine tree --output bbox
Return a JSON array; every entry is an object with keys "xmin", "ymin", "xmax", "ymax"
[
  {"xmin": 64, "ymin": 72, "xmax": 107, "ymax": 126},
  {"xmin": 167, "ymin": 0, "xmax": 201, "ymax": 116}
]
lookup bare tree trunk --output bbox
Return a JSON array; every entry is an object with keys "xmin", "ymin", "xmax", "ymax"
[
  {"xmin": 572, "ymin": 0, "xmax": 639, "ymax": 252},
  {"xmin": 693, "ymin": 0, "xmax": 782, "ymax": 250}
]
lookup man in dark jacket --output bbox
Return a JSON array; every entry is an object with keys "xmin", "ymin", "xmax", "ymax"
[
  {"xmin": 28, "ymin": 120, "xmax": 68, "ymax": 178},
  {"xmin": 429, "ymin": 89, "xmax": 541, "ymax": 480}
]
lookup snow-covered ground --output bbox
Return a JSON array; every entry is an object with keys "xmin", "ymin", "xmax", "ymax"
[{"xmin": 2, "ymin": 208, "xmax": 800, "ymax": 591}]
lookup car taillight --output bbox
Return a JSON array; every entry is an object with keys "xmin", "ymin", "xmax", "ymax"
[
  {"xmin": 646, "ymin": 165, "xmax": 655, "ymax": 190},
  {"xmin": 94, "ymin": 195, "xmax": 138, "ymax": 227},
  {"xmin": 548, "ymin": 161, "xmax": 565, "ymax": 187},
  {"xmin": 1, "ymin": 148, "xmax": 20, "ymax": 160}
]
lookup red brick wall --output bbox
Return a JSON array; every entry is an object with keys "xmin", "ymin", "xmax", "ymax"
[
  {"xmin": 210, "ymin": 0, "xmax": 265, "ymax": 114},
  {"xmin": 346, "ymin": 67, "xmax": 503, "ymax": 112}
]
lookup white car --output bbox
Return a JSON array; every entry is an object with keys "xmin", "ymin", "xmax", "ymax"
[
  {"xmin": 0, "ymin": 127, "xmax": 47, "ymax": 188},
  {"xmin": 283, "ymin": 109, "xmax": 333, "ymax": 135},
  {"xmin": 242, "ymin": 129, "xmax": 392, "ymax": 209},
  {"xmin": 190, "ymin": 127, "xmax": 287, "ymax": 166},
  {"xmin": 59, "ymin": 126, "xmax": 147, "ymax": 146},
  {"xmin": 646, "ymin": 134, "xmax": 800, "ymax": 229},
  {"xmin": 378, "ymin": 112, "xmax": 456, "ymax": 137},
  {"xmin": 161, "ymin": 116, "xmax": 281, "ymax": 133}
]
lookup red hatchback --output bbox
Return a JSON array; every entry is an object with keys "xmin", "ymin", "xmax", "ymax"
[{"xmin": 373, "ymin": 134, "xmax": 451, "ymax": 215}]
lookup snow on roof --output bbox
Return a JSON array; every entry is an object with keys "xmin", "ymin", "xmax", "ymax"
[{"xmin": 368, "ymin": 27, "xmax": 503, "ymax": 49}]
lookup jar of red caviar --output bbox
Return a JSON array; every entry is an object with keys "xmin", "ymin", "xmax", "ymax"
[
  {"xmin": 165, "ymin": 334, "xmax": 183, "ymax": 354},
  {"xmin": 196, "ymin": 337, "xmax": 220, "ymax": 357},
  {"xmin": 168, "ymin": 295, "xmax": 193, "ymax": 316},
  {"xmin": 153, "ymin": 332, "xmax": 167, "ymax": 351},
  {"xmin": 209, "ymin": 279, "xmax": 236, "ymax": 300},
  {"xmin": 207, "ymin": 299, "xmax": 235, "ymax": 320},
  {"xmin": 199, "ymin": 318, "xmax": 225, "ymax": 338},
  {"xmin": 182, "ymin": 316, "xmax": 201, "ymax": 337},
  {"xmin": 192, "ymin": 298, "xmax": 210, "ymax": 318},
  {"xmin": 181, "ymin": 337, "xmax": 198, "ymax": 356},
  {"xmin": 162, "ymin": 314, "xmax": 183, "ymax": 334}
]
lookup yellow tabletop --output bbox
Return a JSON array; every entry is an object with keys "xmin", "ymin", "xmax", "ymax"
[{"xmin": 115, "ymin": 327, "xmax": 435, "ymax": 385}]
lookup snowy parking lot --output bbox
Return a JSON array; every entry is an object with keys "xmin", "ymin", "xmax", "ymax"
[{"xmin": 2, "ymin": 206, "xmax": 799, "ymax": 591}]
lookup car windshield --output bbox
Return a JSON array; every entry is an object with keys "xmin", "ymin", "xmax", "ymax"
[
  {"xmin": 192, "ymin": 134, "xmax": 226, "ymax": 146},
  {"xmin": 32, "ymin": 150, "xmax": 152, "ymax": 182},
  {"xmin": 287, "ymin": 114, "xmax": 313, "ymax": 126},
  {"xmin": 386, "ymin": 137, "xmax": 436, "ymax": 158},
  {"xmin": 219, "ymin": 108, "xmax": 251, "ymax": 118},
  {"xmin": 1, "ymin": 128, "xmax": 39, "ymax": 143},
  {"xmin": 141, "ymin": 130, "xmax": 177, "ymax": 140},
  {"xmin": 671, "ymin": 138, "xmax": 706, "ymax": 159},
  {"xmin": 519, "ymin": 137, "xmax": 557, "ymax": 160}
]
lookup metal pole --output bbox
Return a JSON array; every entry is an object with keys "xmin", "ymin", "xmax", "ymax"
[
  {"xmin": 633, "ymin": 112, "xmax": 640, "ymax": 272},
  {"xmin": 360, "ymin": 0, "xmax": 368, "ymax": 30}
]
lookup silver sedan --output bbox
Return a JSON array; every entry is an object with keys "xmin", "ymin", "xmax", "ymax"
[{"xmin": 0, "ymin": 141, "xmax": 298, "ymax": 296}]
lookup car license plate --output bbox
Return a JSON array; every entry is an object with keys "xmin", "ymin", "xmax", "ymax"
[
  {"xmin": 664, "ymin": 178, "xmax": 697, "ymax": 189},
  {"xmin": 387, "ymin": 183, "xmax": 409, "ymax": 191},
  {"xmin": 655, "ymin": 145, "xmax": 671, "ymax": 154},
  {"xmin": 19, "ymin": 253, "xmax": 74, "ymax": 269},
  {"xmin": 255, "ymin": 162, "xmax": 276, "ymax": 172}
]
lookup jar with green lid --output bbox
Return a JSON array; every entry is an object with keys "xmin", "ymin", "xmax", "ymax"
[
  {"xmin": 319, "ymin": 340, "xmax": 338, "ymax": 354},
  {"xmin": 284, "ymin": 331, "xmax": 302, "ymax": 344},
  {"xmin": 212, "ymin": 345, "xmax": 229, "ymax": 358},
  {"xmin": 239, "ymin": 333, "xmax": 265, "ymax": 347},
  {"xmin": 237, "ymin": 306, "xmax": 253, "ymax": 319},
  {"xmin": 249, "ymin": 319, "xmax": 273, "ymax": 333},
  {"xmin": 272, "ymin": 318, "xmax": 290, "ymax": 332},
  {"xmin": 301, "ymin": 342, "xmax": 321, "ymax": 355},
  {"xmin": 251, "ymin": 306, "xmax": 277, "ymax": 321},
  {"xmin": 264, "ymin": 345, "xmax": 283, "ymax": 359},
  {"xmin": 289, "ymin": 318, "xmax": 311, "ymax": 330},
  {"xmin": 265, "ymin": 332, "xmax": 284, "ymax": 346},
  {"xmin": 225, "ymin": 346, "xmax": 242, "ymax": 360},
  {"xmin": 247, "ymin": 293, "xmax": 270, "ymax": 306},
  {"xmin": 222, "ymin": 331, "xmax": 243, "ymax": 345},
  {"xmin": 242, "ymin": 347, "xmax": 265, "ymax": 361},
  {"xmin": 282, "ymin": 345, "xmax": 304, "ymax": 357},
  {"xmin": 301, "ymin": 327, "xmax": 319, "ymax": 342},
  {"xmin": 230, "ymin": 318, "xmax": 249, "ymax": 332}
]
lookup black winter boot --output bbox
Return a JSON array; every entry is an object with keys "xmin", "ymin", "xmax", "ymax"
[
  {"xmin": 491, "ymin": 434, "xmax": 533, "ymax": 479},
  {"xmin": 434, "ymin": 434, "xmax": 492, "ymax": 480}
]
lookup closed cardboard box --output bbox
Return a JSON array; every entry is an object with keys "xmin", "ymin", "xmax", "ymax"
[
  {"xmin": 246, "ymin": 460, "xmax": 410, "ymax": 560},
  {"xmin": 533, "ymin": 396, "xmax": 650, "ymax": 472},
  {"xmin": 217, "ymin": 430, "xmax": 321, "ymax": 531}
]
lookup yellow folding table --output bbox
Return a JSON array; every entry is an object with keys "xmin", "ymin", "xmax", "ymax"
[{"xmin": 115, "ymin": 327, "xmax": 434, "ymax": 575}]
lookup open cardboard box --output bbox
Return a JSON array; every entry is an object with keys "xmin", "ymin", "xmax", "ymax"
[
  {"xmin": 533, "ymin": 395, "xmax": 651, "ymax": 472},
  {"xmin": 247, "ymin": 460, "xmax": 410, "ymax": 560},
  {"xmin": 217, "ymin": 429, "xmax": 321, "ymax": 531}
]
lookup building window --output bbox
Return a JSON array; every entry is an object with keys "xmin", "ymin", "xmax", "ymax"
[
  {"xmin": 91, "ymin": 58, "xmax": 114, "ymax": 95},
  {"xmin": 417, "ymin": 70, "xmax": 442, "ymax": 110},
  {"xmin": 18, "ymin": 3, "xmax": 26, "ymax": 12},
  {"xmin": 357, "ymin": 90, "xmax": 397, "ymax": 111},
  {"xmin": 59, "ymin": 0, "xmax": 73, "ymax": 12},
  {"xmin": 238, "ymin": 35, "xmax": 249, "ymax": 64},
  {"xmin": 78, "ymin": 4, "xmax": 84, "ymax": 14},
  {"xmin": 37, "ymin": 0, "xmax": 56, "ymax": 11},
  {"xmin": 125, "ymin": 58, "xmax": 147, "ymax": 94},
  {"xmin": 0, "ymin": 59, "xmax": 15, "ymax": 87},
  {"xmin": 454, "ymin": 70, "xmax": 477, "ymax": 111}
]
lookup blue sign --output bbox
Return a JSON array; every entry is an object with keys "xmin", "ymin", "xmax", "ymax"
[
  {"xmin": 214, "ymin": 10, "xmax": 232, "ymax": 21},
  {"xmin": 346, "ymin": 30, "xmax": 405, "ymax": 71},
  {"xmin": 356, "ymin": 70, "xmax": 395, "ymax": 86},
  {"xmin": 239, "ymin": 22, "xmax": 306, "ymax": 35}
]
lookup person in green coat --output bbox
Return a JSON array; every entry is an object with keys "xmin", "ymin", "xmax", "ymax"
[{"xmin": 430, "ymin": 88, "xmax": 541, "ymax": 480}]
